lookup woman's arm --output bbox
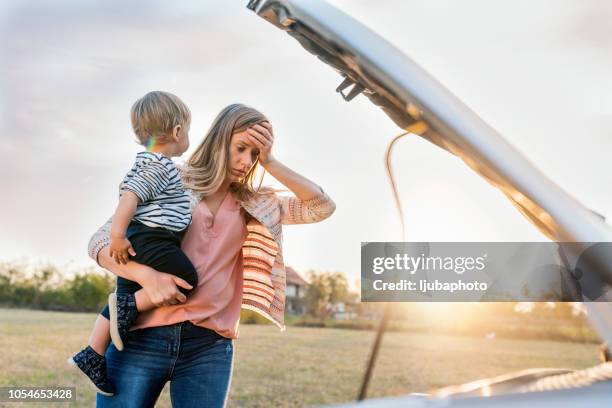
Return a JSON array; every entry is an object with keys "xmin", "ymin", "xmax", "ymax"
[
  {"xmin": 246, "ymin": 122, "xmax": 336, "ymax": 224},
  {"xmin": 277, "ymin": 188, "xmax": 336, "ymax": 225},
  {"xmin": 89, "ymin": 219, "xmax": 191, "ymax": 306},
  {"xmin": 247, "ymin": 122, "xmax": 322, "ymax": 201},
  {"xmin": 98, "ymin": 247, "xmax": 191, "ymax": 306},
  {"xmin": 247, "ymin": 122, "xmax": 332, "ymax": 201},
  {"xmin": 263, "ymin": 159, "xmax": 337, "ymax": 225},
  {"xmin": 261, "ymin": 158, "xmax": 324, "ymax": 201}
]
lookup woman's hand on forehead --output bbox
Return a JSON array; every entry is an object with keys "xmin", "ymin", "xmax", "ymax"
[{"xmin": 246, "ymin": 121, "xmax": 274, "ymax": 165}]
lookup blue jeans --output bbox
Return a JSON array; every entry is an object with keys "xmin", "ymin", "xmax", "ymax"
[{"xmin": 97, "ymin": 321, "xmax": 234, "ymax": 408}]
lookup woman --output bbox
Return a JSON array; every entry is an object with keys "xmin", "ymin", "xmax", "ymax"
[{"xmin": 88, "ymin": 103, "xmax": 336, "ymax": 407}]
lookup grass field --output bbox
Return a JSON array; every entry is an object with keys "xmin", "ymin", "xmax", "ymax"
[{"xmin": 0, "ymin": 308, "xmax": 602, "ymax": 407}]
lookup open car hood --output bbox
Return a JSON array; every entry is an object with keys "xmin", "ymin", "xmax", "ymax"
[
  {"xmin": 247, "ymin": 1, "xmax": 612, "ymax": 404},
  {"xmin": 247, "ymin": 0, "xmax": 612, "ymax": 243},
  {"xmin": 247, "ymin": 0, "xmax": 612, "ymax": 297}
]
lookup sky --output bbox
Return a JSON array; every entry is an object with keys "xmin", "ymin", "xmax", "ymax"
[{"xmin": 1, "ymin": 0, "xmax": 611, "ymax": 290}]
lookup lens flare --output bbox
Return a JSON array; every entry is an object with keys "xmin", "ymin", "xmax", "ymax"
[{"xmin": 146, "ymin": 135, "xmax": 156, "ymax": 151}]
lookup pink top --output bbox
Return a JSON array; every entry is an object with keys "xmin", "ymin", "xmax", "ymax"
[{"xmin": 130, "ymin": 191, "xmax": 247, "ymax": 339}]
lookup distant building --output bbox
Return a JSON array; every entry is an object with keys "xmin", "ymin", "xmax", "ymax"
[
  {"xmin": 331, "ymin": 302, "xmax": 358, "ymax": 320},
  {"xmin": 285, "ymin": 266, "xmax": 307, "ymax": 314}
]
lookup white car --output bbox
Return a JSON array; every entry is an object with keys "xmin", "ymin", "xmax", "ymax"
[{"xmin": 248, "ymin": 1, "xmax": 612, "ymax": 406}]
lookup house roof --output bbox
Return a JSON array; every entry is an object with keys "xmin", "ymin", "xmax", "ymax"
[{"xmin": 286, "ymin": 266, "xmax": 308, "ymax": 286}]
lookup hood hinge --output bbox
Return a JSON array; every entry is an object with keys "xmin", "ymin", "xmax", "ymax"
[{"xmin": 336, "ymin": 76, "xmax": 364, "ymax": 101}]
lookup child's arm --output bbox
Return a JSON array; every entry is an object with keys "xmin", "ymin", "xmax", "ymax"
[
  {"xmin": 109, "ymin": 191, "xmax": 139, "ymax": 265},
  {"xmin": 110, "ymin": 156, "xmax": 171, "ymax": 264}
]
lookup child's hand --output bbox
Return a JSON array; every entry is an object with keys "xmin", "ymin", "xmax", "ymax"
[{"xmin": 109, "ymin": 236, "xmax": 136, "ymax": 265}]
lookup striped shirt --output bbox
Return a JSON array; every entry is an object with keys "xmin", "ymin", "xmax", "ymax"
[{"xmin": 120, "ymin": 151, "xmax": 191, "ymax": 232}]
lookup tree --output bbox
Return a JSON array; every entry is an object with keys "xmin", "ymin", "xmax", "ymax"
[{"xmin": 304, "ymin": 270, "xmax": 350, "ymax": 319}]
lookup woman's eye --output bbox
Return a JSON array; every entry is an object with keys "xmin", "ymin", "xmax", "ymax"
[{"xmin": 238, "ymin": 147, "xmax": 245, "ymax": 152}]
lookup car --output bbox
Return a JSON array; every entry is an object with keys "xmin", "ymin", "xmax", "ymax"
[{"xmin": 247, "ymin": 0, "xmax": 612, "ymax": 406}]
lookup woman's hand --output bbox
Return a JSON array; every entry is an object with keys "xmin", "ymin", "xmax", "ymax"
[
  {"xmin": 97, "ymin": 246, "xmax": 192, "ymax": 307},
  {"xmin": 139, "ymin": 271, "xmax": 193, "ymax": 307},
  {"xmin": 246, "ymin": 121, "xmax": 275, "ymax": 166}
]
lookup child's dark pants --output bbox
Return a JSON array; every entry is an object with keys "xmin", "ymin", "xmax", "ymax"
[{"xmin": 100, "ymin": 220, "xmax": 197, "ymax": 320}]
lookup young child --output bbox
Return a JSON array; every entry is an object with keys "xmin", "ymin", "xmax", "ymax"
[{"xmin": 68, "ymin": 91, "xmax": 197, "ymax": 396}]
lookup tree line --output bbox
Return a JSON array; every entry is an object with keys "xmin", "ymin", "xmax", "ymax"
[
  {"xmin": 0, "ymin": 261, "xmax": 114, "ymax": 312},
  {"xmin": 0, "ymin": 261, "xmax": 357, "ymax": 316}
]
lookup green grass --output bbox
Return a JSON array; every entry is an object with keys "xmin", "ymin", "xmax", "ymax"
[{"xmin": 0, "ymin": 308, "xmax": 602, "ymax": 407}]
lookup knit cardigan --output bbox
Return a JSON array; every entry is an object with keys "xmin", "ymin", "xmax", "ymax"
[{"xmin": 87, "ymin": 186, "xmax": 336, "ymax": 331}]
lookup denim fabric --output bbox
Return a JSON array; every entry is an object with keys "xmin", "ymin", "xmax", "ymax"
[{"xmin": 96, "ymin": 321, "xmax": 234, "ymax": 408}]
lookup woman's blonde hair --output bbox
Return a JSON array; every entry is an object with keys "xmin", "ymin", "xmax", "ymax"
[
  {"xmin": 130, "ymin": 91, "xmax": 191, "ymax": 146},
  {"xmin": 182, "ymin": 103, "xmax": 279, "ymax": 202}
]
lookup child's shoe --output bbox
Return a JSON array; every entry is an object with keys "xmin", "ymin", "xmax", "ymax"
[
  {"xmin": 108, "ymin": 292, "xmax": 138, "ymax": 351},
  {"xmin": 68, "ymin": 346, "xmax": 115, "ymax": 396}
]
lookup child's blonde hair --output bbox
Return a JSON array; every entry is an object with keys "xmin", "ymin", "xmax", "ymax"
[{"xmin": 130, "ymin": 91, "xmax": 191, "ymax": 146}]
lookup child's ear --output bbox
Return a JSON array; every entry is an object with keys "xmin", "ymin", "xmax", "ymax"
[{"xmin": 172, "ymin": 125, "xmax": 181, "ymax": 142}]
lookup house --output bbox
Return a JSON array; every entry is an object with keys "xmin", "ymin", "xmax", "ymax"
[
  {"xmin": 285, "ymin": 266, "xmax": 308, "ymax": 314},
  {"xmin": 331, "ymin": 302, "xmax": 358, "ymax": 320}
]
